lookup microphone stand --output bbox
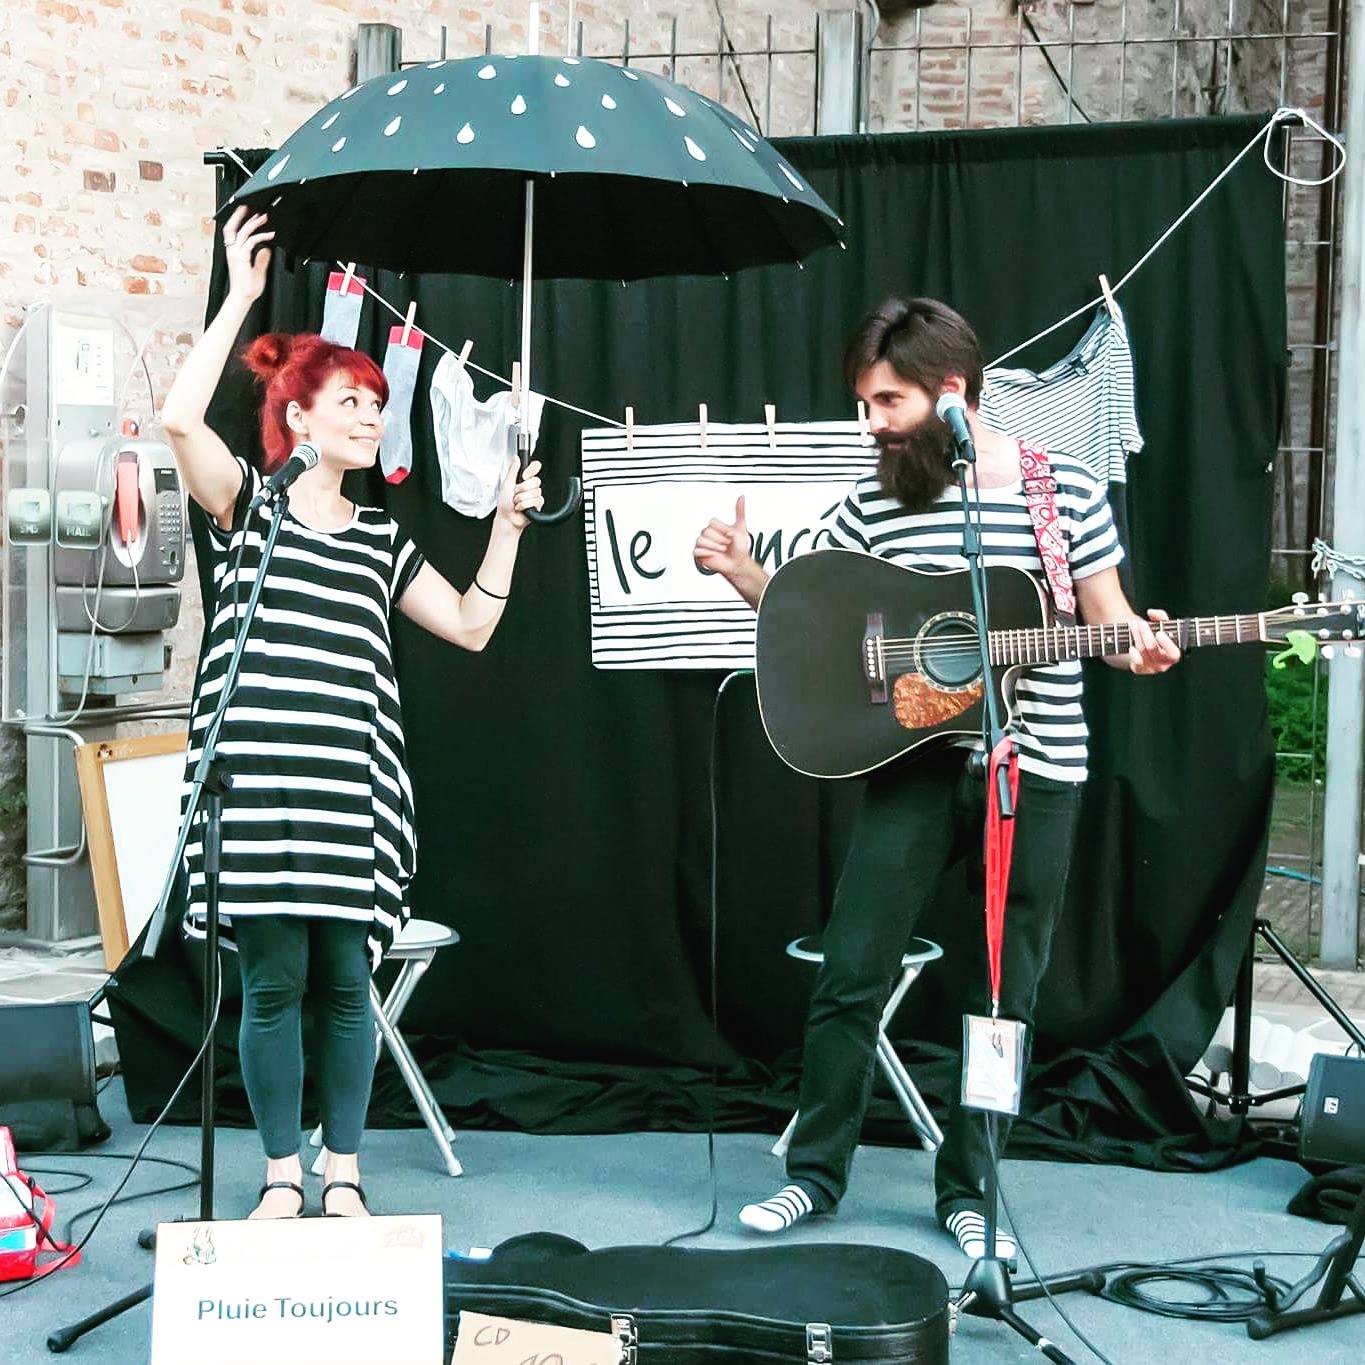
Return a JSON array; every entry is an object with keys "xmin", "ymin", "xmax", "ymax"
[
  {"xmin": 943, "ymin": 418, "xmax": 1100, "ymax": 1362},
  {"xmin": 50, "ymin": 486, "xmax": 292, "ymax": 1354}
]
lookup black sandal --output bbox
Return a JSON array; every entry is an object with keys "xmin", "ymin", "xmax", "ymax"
[
  {"xmin": 321, "ymin": 1180, "xmax": 370, "ymax": 1217},
  {"xmin": 256, "ymin": 1181, "xmax": 306, "ymax": 1218}
]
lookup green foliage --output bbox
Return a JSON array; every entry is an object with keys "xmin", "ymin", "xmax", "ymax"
[
  {"xmin": 1265, "ymin": 655, "xmax": 1325, "ymax": 783},
  {"xmin": 0, "ymin": 775, "xmax": 25, "ymax": 829}
]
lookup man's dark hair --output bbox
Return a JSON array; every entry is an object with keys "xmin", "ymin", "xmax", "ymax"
[{"xmin": 842, "ymin": 297, "xmax": 984, "ymax": 405}]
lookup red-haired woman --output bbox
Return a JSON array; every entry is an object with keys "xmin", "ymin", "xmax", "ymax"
[{"xmin": 160, "ymin": 206, "xmax": 544, "ymax": 1220}]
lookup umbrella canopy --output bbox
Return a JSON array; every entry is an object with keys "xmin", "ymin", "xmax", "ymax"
[{"xmin": 225, "ymin": 53, "xmax": 843, "ymax": 279}]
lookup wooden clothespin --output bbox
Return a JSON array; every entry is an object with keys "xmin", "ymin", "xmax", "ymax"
[
  {"xmin": 456, "ymin": 338, "xmax": 473, "ymax": 366},
  {"xmin": 511, "ymin": 361, "xmax": 522, "ymax": 410},
  {"xmin": 856, "ymin": 401, "xmax": 870, "ymax": 443},
  {"xmin": 764, "ymin": 403, "xmax": 777, "ymax": 452},
  {"xmin": 399, "ymin": 300, "xmax": 417, "ymax": 346},
  {"xmin": 340, "ymin": 261, "xmax": 357, "ymax": 295},
  {"xmin": 698, "ymin": 402, "xmax": 708, "ymax": 450},
  {"xmin": 1098, "ymin": 273, "xmax": 1117, "ymax": 316},
  {"xmin": 625, "ymin": 405, "xmax": 635, "ymax": 455}
]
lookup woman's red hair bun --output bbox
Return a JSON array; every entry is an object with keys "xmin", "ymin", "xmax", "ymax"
[{"xmin": 240, "ymin": 332, "xmax": 296, "ymax": 382}]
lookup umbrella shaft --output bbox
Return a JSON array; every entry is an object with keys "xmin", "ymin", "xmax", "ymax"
[{"xmin": 520, "ymin": 176, "xmax": 534, "ymax": 410}]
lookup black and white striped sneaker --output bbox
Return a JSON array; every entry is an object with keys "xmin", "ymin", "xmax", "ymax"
[
  {"xmin": 738, "ymin": 1184, "xmax": 816, "ymax": 1234},
  {"xmin": 945, "ymin": 1209, "xmax": 1017, "ymax": 1265}
]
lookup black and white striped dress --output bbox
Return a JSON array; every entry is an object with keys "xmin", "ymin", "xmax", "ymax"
[
  {"xmin": 825, "ymin": 452, "xmax": 1123, "ymax": 783},
  {"xmin": 182, "ymin": 456, "xmax": 425, "ymax": 968}
]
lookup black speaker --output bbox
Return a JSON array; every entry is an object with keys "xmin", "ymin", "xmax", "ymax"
[
  {"xmin": 1301, "ymin": 1053, "xmax": 1365, "ymax": 1166},
  {"xmin": 0, "ymin": 1002, "xmax": 107, "ymax": 1151}
]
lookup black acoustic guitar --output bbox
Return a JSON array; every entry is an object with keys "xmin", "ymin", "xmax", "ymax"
[{"xmin": 753, "ymin": 549, "xmax": 1365, "ymax": 780}]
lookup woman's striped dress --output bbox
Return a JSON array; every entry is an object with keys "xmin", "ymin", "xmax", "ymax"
[{"xmin": 182, "ymin": 456, "xmax": 425, "ymax": 968}]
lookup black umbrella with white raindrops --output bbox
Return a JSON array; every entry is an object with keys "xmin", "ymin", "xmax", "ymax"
[{"xmin": 225, "ymin": 52, "xmax": 845, "ymax": 522}]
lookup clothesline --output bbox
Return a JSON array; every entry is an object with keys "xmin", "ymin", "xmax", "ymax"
[
  {"xmin": 989, "ymin": 106, "xmax": 1345, "ymax": 368},
  {"xmin": 215, "ymin": 105, "xmax": 1344, "ymax": 428}
]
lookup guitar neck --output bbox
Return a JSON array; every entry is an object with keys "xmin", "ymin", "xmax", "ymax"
[{"xmin": 991, "ymin": 613, "xmax": 1265, "ymax": 666}]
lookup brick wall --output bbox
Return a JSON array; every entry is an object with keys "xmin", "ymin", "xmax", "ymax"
[
  {"xmin": 0, "ymin": 0, "xmax": 837, "ymax": 932},
  {"xmin": 0, "ymin": 0, "xmax": 1341, "ymax": 933}
]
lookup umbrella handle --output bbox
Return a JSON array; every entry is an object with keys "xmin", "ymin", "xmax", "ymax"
[
  {"xmin": 517, "ymin": 432, "xmax": 582, "ymax": 527},
  {"xmin": 524, "ymin": 476, "xmax": 582, "ymax": 526}
]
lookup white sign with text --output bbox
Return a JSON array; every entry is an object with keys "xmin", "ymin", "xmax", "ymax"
[
  {"xmin": 581, "ymin": 419, "xmax": 874, "ymax": 669},
  {"xmin": 150, "ymin": 1214, "xmax": 444, "ymax": 1365}
]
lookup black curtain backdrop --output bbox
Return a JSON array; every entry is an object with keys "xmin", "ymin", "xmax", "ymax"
[{"xmin": 111, "ymin": 117, "xmax": 1284, "ymax": 1170}]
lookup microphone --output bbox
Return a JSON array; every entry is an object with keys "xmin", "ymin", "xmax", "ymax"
[
  {"xmin": 258, "ymin": 442, "xmax": 320, "ymax": 501},
  {"xmin": 935, "ymin": 392, "xmax": 975, "ymax": 463}
]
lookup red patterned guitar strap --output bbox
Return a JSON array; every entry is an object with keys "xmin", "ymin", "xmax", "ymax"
[{"xmin": 1019, "ymin": 445, "xmax": 1076, "ymax": 625}]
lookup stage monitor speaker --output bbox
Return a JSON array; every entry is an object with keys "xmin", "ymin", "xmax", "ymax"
[
  {"xmin": 1300, "ymin": 1053, "xmax": 1365, "ymax": 1166},
  {"xmin": 0, "ymin": 1002, "xmax": 107, "ymax": 1151}
]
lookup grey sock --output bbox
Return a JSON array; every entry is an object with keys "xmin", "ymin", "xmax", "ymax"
[
  {"xmin": 379, "ymin": 326, "xmax": 423, "ymax": 485},
  {"xmin": 320, "ymin": 270, "xmax": 365, "ymax": 347}
]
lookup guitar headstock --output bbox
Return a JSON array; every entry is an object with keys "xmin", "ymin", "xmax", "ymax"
[{"xmin": 1262, "ymin": 594, "xmax": 1365, "ymax": 659}]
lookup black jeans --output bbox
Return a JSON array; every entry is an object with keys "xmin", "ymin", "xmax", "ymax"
[
  {"xmin": 234, "ymin": 916, "xmax": 374, "ymax": 1160},
  {"xmin": 786, "ymin": 747, "xmax": 1081, "ymax": 1225}
]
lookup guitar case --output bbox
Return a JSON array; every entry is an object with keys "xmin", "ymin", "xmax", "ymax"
[{"xmin": 445, "ymin": 1233, "xmax": 950, "ymax": 1361}]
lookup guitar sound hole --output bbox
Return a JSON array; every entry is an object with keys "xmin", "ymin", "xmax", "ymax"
[{"xmin": 917, "ymin": 613, "xmax": 982, "ymax": 691}]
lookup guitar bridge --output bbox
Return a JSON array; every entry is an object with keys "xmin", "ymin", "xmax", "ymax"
[{"xmin": 863, "ymin": 612, "xmax": 888, "ymax": 704}]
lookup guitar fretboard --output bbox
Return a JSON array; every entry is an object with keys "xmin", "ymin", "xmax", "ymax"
[{"xmin": 989, "ymin": 614, "xmax": 1264, "ymax": 666}]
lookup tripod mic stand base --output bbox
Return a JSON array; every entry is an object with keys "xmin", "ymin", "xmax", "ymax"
[
  {"xmin": 1247, "ymin": 1294, "xmax": 1365, "ymax": 1340},
  {"xmin": 959, "ymin": 1254, "xmax": 1015, "ymax": 1312},
  {"xmin": 47, "ymin": 1283, "xmax": 152, "ymax": 1354},
  {"xmin": 954, "ymin": 1257, "xmax": 1106, "ymax": 1365}
]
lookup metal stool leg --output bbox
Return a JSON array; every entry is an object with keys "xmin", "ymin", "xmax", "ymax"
[
  {"xmin": 311, "ymin": 951, "xmax": 458, "ymax": 1174},
  {"xmin": 773, "ymin": 963, "xmax": 942, "ymax": 1159},
  {"xmin": 876, "ymin": 1033, "xmax": 942, "ymax": 1150},
  {"xmin": 370, "ymin": 980, "xmax": 463, "ymax": 1177},
  {"xmin": 772, "ymin": 1110, "xmax": 798, "ymax": 1159},
  {"xmin": 383, "ymin": 958, "xmax": 457, "ymax": 1143}
]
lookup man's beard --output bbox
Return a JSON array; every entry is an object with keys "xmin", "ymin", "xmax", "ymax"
[{"xmin": 875, "ymin": 418, "xmax": 955, "ymax": 514}]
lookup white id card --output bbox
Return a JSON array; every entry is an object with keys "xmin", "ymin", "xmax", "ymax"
[{"xmin": 961, "ymin": 1015, "xmax": 1026, "ymax": 1115}]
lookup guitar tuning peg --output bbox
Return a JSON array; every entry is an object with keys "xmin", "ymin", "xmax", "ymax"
[
  {"xmin": 1292, "ymin": 591, "xmax": 1309, "ymax": 605},
  {"xmin": 1321, "ymin": 645, "xmax": 1337, "ymax": 661}
]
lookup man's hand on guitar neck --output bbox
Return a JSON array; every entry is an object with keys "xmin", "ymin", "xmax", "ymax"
[
  {"xmin": 1075, "ymin": 567, "xmax": 1182, "ymax": 676},
  {"xmin": 694, "ymin": 495, "xmax": 769, "ymax": 609}
]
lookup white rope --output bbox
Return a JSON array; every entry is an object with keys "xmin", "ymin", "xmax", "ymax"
[
  {"xmin": 344, "ymin": 272, "xmax": 624, "ymax": 428},
  {"xmin": 989, "ymin": 107, "xmax": 1346, "ymax": 368},
  {"xmin": 1311, "ymin": 538, "xmax": 1365, "ymax": 584}
]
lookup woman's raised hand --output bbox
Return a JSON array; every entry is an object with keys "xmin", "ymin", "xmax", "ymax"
[{"xmin": 222, "ymin": 206, "xmax": 275, "ymax": 304}]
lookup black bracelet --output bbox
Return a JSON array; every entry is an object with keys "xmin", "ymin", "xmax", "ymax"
[{"xmin": 473, "ymin": 575, "xmax": 509, "ymax": 600}]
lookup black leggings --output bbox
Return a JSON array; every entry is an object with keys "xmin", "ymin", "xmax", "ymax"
[{"xmin": 234, "ymin": 916, "xmax": 374, "ymax": 1160}]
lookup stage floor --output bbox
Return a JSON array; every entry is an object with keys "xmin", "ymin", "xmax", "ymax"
[{"xmin": 9, "ymin": 1079, "xmax": 1361, "ymax": 1362}]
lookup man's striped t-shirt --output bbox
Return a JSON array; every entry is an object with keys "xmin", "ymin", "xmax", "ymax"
[{"xmin": 824, "ymin": 452, "xmax": 1124, "ymax": 783}]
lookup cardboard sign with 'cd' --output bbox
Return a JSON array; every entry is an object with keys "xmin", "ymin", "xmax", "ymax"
[{"xmin": 451, "ymin": 1309, "xmax": 621, "ymax": 1363}]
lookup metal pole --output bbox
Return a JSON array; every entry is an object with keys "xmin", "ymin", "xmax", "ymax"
[
  {"xmin": 1320, "ymin": 0, "xmax": 1365, "ymax": 968},
  {"xmin": 520, "ymin": 2, "xmax": 537, "ymax": 417},
  {"xmin": 521, "ymin": 176, "xmax": 534, "ymax": 413}
]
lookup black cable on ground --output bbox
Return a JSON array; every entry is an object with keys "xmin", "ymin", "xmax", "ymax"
[
  {"xmin": 985, "ymin": 1120, "xmax": 1116, "ymax": 1365},
  {"xmin": 1100, "ymin": 1262, "xmax": 1293, "ymax": 1324},
  {"xmin": 664, "ymin": 669, "xmax": 751, "ymax": 1247},
  {"xmin": 33, "ymin": 1154, "xmax": 202, "ymax": 1246}
]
